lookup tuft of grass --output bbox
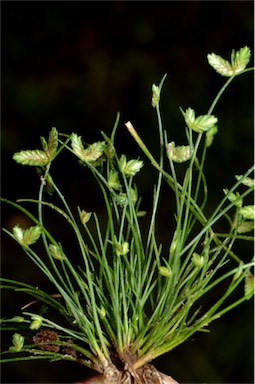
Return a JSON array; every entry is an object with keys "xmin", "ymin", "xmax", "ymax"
[{"xmin": 1, "ymin": 47, "xmax": 254, "ymax": 377}]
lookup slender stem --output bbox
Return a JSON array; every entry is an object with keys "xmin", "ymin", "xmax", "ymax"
[{"xmin": 208, "ymin": 75, "xmax": 236, "ymax": 115}]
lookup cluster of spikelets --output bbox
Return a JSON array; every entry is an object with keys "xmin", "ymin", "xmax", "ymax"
[{"xmin": 2, "ymin": 47, "xmax": 254, "ymax": 378}]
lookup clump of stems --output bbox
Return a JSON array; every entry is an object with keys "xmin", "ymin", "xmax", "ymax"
[{"xmin": 1, "ymin": 47, "xmax": 254, "ymax": 377}]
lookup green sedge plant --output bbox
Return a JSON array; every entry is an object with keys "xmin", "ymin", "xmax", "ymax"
[{"xmin": 1, "ymin": 46, "xmax": 254, "ymax": 383}]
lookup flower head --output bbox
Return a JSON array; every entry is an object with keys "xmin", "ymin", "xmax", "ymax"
[
  {"xmin": 115, "ymin": 240, "xmax": 129, "ymax": 256},
  {"xmin": 49, "ymin": 244, "xmax": 66, "ymax": 261},
  {"xmin": 182, "ymin": 108, "xmax": 218, "ymax": 133},
  {"xmin": 30, "ymin": 315, "xmax": 43, "ymax": 330},
  {"xmin": 151, "ymin": 84, "xmax": 160, "ymax": 108},
  {"xmin": 71, "ymin": 134, "xmax": 105, "ymax": 164},
  {"xmin": 108, "ymin": 170, "xmax": 122, "ymax": 190},
  {"xmin": 13, "ymin": 225, "xmax": 41, "ymax": 246},
  {"xmin": 192, "ymin": 252, "xmax": 205, "ymax": 268},
  {"xmin": 119, "ymin": 155, "xmax": 143, "ymax": 177},
  {"xmin": 167, "ymin": 142, "xmax": 191, "ymax": 163},
  {"xmin": 9, "ymin": 333, "xmax": 25, "ymax": 352},
  {"xmin": 159, "ymin": 265, "xmax": 172, "ymax": 278},
  {"xmin": 239, "ymin": 205, "xmax": 255, "ymax": 220},
  {"xmin": 79, "ymin": 209, "xmax": 92, "ymax": 225},
  {"xmin": 207, "ymin": 46, "xmax": 251, "ymax": 77}
]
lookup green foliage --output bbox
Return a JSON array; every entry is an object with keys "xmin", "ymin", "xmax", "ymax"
[{"xmin": 1, "ymin": 47, "xmax": 254, "ymax": 375}]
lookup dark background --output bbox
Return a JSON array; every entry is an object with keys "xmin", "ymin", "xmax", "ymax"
[{"xmin": 1, "ymin": 1, "xmax": 254, "ymax": 383}]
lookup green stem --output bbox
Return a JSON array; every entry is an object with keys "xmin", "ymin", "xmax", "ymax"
[{"xmin": 208, "ymin": 74, "xmax": 236, "ymax": 115}]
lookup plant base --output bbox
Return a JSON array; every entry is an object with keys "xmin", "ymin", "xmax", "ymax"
[{"xmin": 75, "ymin": 364, "xmax": 178, "ymax": 383}]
